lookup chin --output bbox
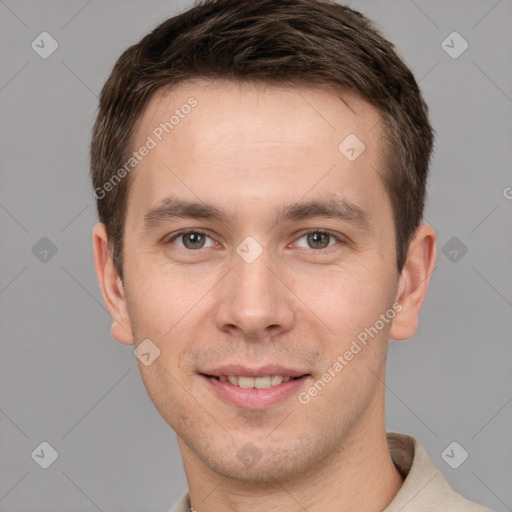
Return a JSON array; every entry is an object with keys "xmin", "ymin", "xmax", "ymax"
[{"xmin": 199, "ymin": 441, "xmax": 318, "ymax": 484}]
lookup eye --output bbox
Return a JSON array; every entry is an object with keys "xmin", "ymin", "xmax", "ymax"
[
  {"xmin": 164, "ymin": 229, "xmax": 343, "ymax": 252},
  {"xmin": 294, "ymin": 230, "xmax": 341, "ymax": 250},
  {"xmin": 166, "ymin": 230, "xmax": 216, "ymax": 250}
]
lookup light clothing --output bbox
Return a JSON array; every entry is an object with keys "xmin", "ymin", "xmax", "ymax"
[{"xmin": 169, "ymin": 432, "xmax": 495, "ymax": 511}]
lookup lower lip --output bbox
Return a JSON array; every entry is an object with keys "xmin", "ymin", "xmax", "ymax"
[{"xmin": 202, "ymin": 375, "xmax": 309, "ymax": 409}]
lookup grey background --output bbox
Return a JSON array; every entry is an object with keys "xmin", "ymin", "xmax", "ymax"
[{"xmin": 1, "ymin": 0, "xmax": 511, "ymax": 511}]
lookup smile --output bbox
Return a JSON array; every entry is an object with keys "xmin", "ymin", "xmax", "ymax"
[
  {"xmin": 208, "ymin": 374, "xmax": 303, "ymax": 389},
  {"xmin": 201, "ymin": 373, "xmax": 310, "ymax": 409}
]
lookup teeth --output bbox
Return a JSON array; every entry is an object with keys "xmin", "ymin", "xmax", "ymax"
[
  {"xmin": 218, "ymin": 375, "xmax": 297, "ymax": 389},
  {"xmin": 255, "ymin": 376, "xmax": 272, "ymax": 388},
  {"xmin": 271, "ymin": 375, "xmax": 283, "ymax": 386},
  {"xmin": 238, "ymin": 376, "xmax": 255, "ymax": 388}
]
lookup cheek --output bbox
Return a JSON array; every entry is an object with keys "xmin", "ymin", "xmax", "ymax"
[
  {"xmin": 293, "ymin": 265, "xmax": 392, "ymax": 333},
  {"xmin": 124, "ymin": 257, "xmax": 205, "ymax": 338},
  {"xmin": 124, "ymin": 267, "xmax": 215, "ymax": 392}
]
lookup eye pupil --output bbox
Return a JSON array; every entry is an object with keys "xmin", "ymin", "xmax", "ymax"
[
  {"xmin": 307, "ymin": 232, "xmax": 329, "ymax": 249},
  {"xmin": 183, "ymin": 232, "xmax": 205, "ymax": 249}
]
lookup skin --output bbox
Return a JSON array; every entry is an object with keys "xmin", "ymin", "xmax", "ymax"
[{"xmin": 93, "ymin": 79, "xmax": 436, "ymax": 512}]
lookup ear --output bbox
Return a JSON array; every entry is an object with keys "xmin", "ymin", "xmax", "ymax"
[
  {"xmin": 92, "ymin": 222, "xmax": 134, "ymax": 345},
  {"xmin": 389, "ymin": 224, "xmax": 437, "ymax": 341}
]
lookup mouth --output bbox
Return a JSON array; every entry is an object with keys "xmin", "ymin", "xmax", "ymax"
[
  {"xmin": 202, "ymin": 374, "xmax": 307, "ymax": 389},
  {"xmin": 200, "ymin": 368, "xmax": 311, "ymax": 409}
]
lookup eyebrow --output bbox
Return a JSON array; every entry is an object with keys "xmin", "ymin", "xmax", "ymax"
[{"xmin": 142, "ymin": 195, "xmax": 372, "ymax": 233}]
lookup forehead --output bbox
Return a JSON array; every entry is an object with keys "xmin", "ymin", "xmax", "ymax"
[
  {"xmin": 128, "ymin": 79, "xmax": 389, "ymax": 228},
  {"xmin": 136, "ymin": 79, "xmax": 382, "ymax": 150}
]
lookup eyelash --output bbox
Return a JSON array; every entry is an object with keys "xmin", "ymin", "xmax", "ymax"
[{"xmin": 164, "ymin": 229, "xmax": 344, "ymax": 252}]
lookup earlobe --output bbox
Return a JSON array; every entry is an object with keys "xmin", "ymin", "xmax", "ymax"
[
  {"xmin": 389, "ymin": 224, "xmax": 437, "ymax": 341},
  {"xmin": 111, "ymin": 320, "xmax": 133, "ymax": 345},
  {"xmin": 92, "ymin": 222, "xmax": 134, "ymax": 345}
]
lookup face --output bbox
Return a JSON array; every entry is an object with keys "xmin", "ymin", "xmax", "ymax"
[{"xmin": 108, "ymin": 80, "xmax": 405, "ymax": 482}]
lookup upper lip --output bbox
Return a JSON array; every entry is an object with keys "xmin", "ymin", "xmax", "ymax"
[{"xmin": 201, "ymin": 365, "xmax": 309, "ymax": 378}]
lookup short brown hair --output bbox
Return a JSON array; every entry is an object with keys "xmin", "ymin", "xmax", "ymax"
[{"xmin": 90, "ymin": 0, "xmax": 434, "ymax": 282}]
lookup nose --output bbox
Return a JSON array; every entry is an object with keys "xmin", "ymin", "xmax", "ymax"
[{"xmin": 214, "ymin": 245, "xmax": 296, "ymax": 341}]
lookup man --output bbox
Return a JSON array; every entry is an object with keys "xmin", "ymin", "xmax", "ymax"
[{"xmin": 90, "ymin": 0, "xmax": 495, "ymax": 510}]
